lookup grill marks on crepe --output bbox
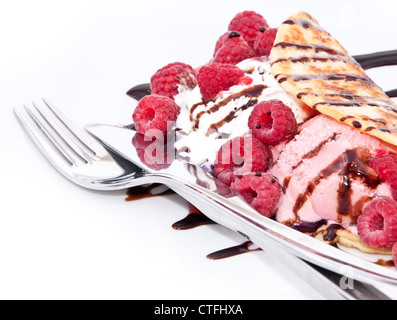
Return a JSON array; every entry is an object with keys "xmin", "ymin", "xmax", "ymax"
[{"xmin": 270, "ymin": 12, "xmax": 397, "ymax": 147}]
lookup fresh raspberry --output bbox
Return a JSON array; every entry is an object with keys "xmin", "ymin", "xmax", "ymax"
[
  {"xmin": 370, "ymin": 152, "xmax": 397, "ymax": 201},
  {"xmin": 248, "ymin": 99, "xmax": 297, "ymax": 145},
  {"xmin": 132, "ymin": 133, "xmax": 173, "ymax": 170},
  {"xmin": 253, "ymin": 27, "xmax": 278, "ymax": 56},
  {"xmin": 231, "ymin": 172, "xmax": 282, "ymax": 218},
  {"xmin": 213, "ymin": 31, "xmax": 229, "ymax": 57},
  {"xmin": 370, "ymin": 152, "xmax": 397, "ymax": 181},
  {"xmin": 197, "ymin": 63, "xmax": 245, "ymax": 101},
  {"xmin": 357, "ymin": 197, "xmax": 397, "ymax": 249},
  {"xmin": 132, "ymin": 94, "xmax": 180, "ymax": 136},
  {"xmin": 213, "ymin": 136, "xmax": 273, "ymax": 187},
  {"xmin": 150, "ymin": 62, "xmax": 197, "ymax": 99},
  {"xmin": 212, "ymin": 31, "xmax": 256, "ymax": 65},
  {"xmin": 228, "ymin": 11, "xmax": 269, "ymax": 48},
  {"xmin": 393, "ymin": 242, "xmax": 397, "ymax": 269}
]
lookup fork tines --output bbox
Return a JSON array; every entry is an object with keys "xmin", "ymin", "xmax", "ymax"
[{"xmin": 14, "ymin": 98, "xmax": 108, "ymax": 168}]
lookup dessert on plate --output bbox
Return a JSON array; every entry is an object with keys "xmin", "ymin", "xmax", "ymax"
[{"xmin": 130, "ymin": 11, "xmax": 397, "ymax": 268}]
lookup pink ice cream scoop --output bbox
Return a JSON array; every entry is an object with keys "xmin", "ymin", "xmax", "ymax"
[{"xmin": 269, "ymin": 114, "xmax": 393, "ymax": 228}]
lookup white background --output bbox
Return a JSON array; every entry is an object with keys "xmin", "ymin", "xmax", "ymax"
[{"xmin": 1, "ymin": 0, "xmax": 397, "ymax": 300}]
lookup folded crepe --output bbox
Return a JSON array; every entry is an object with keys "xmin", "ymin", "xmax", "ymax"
[{"xmin": 270, "ymin": 11, "xmax": 397, "ymax": 148}]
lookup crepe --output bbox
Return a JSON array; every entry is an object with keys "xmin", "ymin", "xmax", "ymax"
[
  {"xmin": 270, "ymin": 12, "xmax": 397, "ymax": 148},
  {"xmin": 313, "ymin": 225, "xmax": 392, "ymax": 255}
]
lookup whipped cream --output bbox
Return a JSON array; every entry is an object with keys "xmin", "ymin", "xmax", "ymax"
[{"xmin": 174, "ymin": 57, "xmax": 313, "ymax": 167}]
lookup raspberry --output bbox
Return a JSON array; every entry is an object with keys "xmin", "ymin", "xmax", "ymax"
[
  {"xmin": 393, "ymin": 242, "xmax": 397, "ymax": 269},
  {"xmin": 150, "ymin": 62, "xmax": 197, "ymax": 99},
  {"xmin": 212, "ymin": 31, "xmax": 256, "ymax": 65},
  {"xmin": 228, "ymin": 11, "xmax": 269, "ymax": 48},
  {"xmin": 370, "ymin": 152, "xmax": 397, "ymax": 201},
  {"xmin": 253, "ymin": 27, "xmax": 278, "ymax": 56},
  {"xmin": 213, "ymin": 136, "xmax": 273, "ymax": 187},
  {"xmin": 370, "ymin": 152, "xmax": 397, "ymax": 182},
  {"xmin": 248, "ymin": 99, "xmax": 297, "ymax": 145},
  {"xmin": 357, "ymin": 197, "xmax": 397, "ymax": 249},
  {"xmin": 132, "ymin": 94, "xmax": 180, "ymax": 136},
  {"xmin": 197, "ymin": 63, "xmax": 245, "ymax": 101},
  {"xmin": 132, "ymin": 133, "xmax": 173, "ymax": 170},
  {"xmin": 231, "ymin": 172, "xmax": 282, "ymax": 218},
  {"xmin": 213, "ymin": 31, "xmax": 229, "ymax": 57}
]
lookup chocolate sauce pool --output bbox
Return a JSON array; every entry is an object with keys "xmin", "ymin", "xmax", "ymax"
[
  {"xmin": 172, "ymin": 203, "xmax": 216, "ymax": 230},
  {"xmin": 206, "ymin": 241, "xmax": 261, "ymax": 260},
  {"xmin": 125, "ymin": 184, "xmax": 174, "ymax": 201},
  {"xmin": 125, "ymin": 186, "xmax": 263, "ymax": 260}
]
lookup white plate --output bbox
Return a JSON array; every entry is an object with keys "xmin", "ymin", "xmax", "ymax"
[{"xmin": 2, "ymin": 0, "xmax": 397, "ymax": 299}]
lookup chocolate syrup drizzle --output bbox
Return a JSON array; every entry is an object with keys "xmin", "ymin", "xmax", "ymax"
[
  {"xmin": 273, "ymin": 41, "xmax": 348, "ymax": 57},
  {"xmin": 126, "ymin": 186, "xmax": 262, "ymax": 260},
  {"xmin": 291, "ymin": 133, "xmax": 339, "ymax": 170},
  {"xmin": 125, "ymin": 184, "xmax": 174, "ymax": 201},
  {"xmin": 206, "ymin": 241, "xmax": 261, "ymax": 260},
  {"xmin": 282, "ymin": 18, "xmax": 332, "ymax": 36},
  {"xmin": 172, "ymin": 205, "xmax": 262, "ymax": 260},
  {"xmin": 206, "ymin": 99, "xmax": 258, "ymax": 136},
  {"xmin": 292, "ymin": 148, "xmax": 380, "ymax": 222},
  {"xmin": 272, "ymin": 20, "xmax": 397, "ymax": 138},
  {"xmin": 271, "ymin": 55, "xmax": 360, "ymax": 68},
  {"xmin": 279, "ymin": 18, "xmax": 397, "ymax": 70},
  {"xmin": 276, "ymin": 73, "xmax": 374, "ymax": 85},
  {"xmin": 172, "ymin": 204, "xmax": 216, "ymax": 230},
  {"xmin": 192, "ymin": 84, "xmax": 267, "ymax": 133}
]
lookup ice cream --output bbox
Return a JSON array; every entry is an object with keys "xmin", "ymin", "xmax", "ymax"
[
  {"xmin": 269, "ymin": 114, "xmax": 393, "ymax": 227},
  {"xmin": 174, "ymin": 57, "xmax": 314, "ymax": 167}
]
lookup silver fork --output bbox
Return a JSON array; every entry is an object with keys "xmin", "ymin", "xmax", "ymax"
[
  {"xmin": 14, "ymin": 98, "xmax": 151, "ymax": 191},
  {"xmin": 14, "ymin": 98, "xmax": 393, "ymax": 300}
]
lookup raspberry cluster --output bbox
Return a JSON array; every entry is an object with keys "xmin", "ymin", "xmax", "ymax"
[
  {"xmin": 130, "ymin": 10, "xmax": 297, "ymax": 219},
  {"xmin": 201, "ymin": 11, "xmax": 278, "ymax": 101},
  {"xmin": 132, "ymin": 62, "xmax": 196, "ymax": 137},
  {"xmin": 140, "ymin": 10, "xmax": 279, "ymax": 123},
  {"xmin": 213, "ymin": 10, "xmax": 277, "ymax": 64},
  {"xmin": 228, "ymin": 11, "xmax": 269, "ymax": 48},
  {"xmin": 213, "ymin": 99, "xmax": 296, "ymax": 218}
]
